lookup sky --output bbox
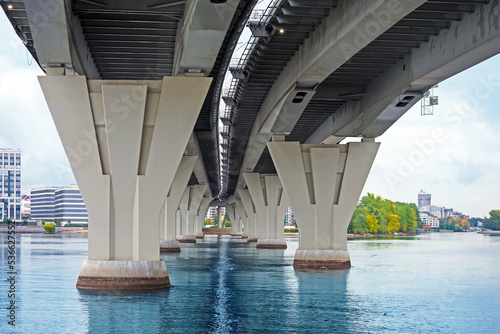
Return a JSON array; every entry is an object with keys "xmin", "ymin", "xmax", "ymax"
[{"xmin": 0, "ymin": 13, "xmax": 498, "ymax": 218}]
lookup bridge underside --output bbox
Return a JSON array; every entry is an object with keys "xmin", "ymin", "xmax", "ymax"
[{"xmin": 2, "ymin": 0, "xmax": 500, "ymax": 289}]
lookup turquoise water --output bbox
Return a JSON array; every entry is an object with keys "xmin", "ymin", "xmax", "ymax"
[{"xmin": 1, "ymin": 232, "xmax": 499, "ymax": 333}]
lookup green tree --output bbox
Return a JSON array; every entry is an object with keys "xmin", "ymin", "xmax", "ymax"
[
  {"xmin": 366, "ymin": 214, "xmax": 379, "ymax": 233},
  {"xmin": 351, "ymin": 214, "xmax": 368, "ymax": 234},
  {"xmin": 205, "ymin": 218, "xmax": 212, "ymax": 226},
  {"xmin": 484, "ymin": 210, "xmax": 500, "ymax": 230}
]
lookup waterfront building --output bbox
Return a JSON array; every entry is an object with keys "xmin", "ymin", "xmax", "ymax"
[
  {"xmin": 31, "ymin": 185, "xmax": 88, "ymax": 224},
  {"xmin": 206, "ymin": 206, "xmax": 225, "ymax": 223},
  {"xmin": 418, "ymin": 190, "xmax": 431, "ymax": 210},
  {"xmin": 420, "ymin": 213, "xmax": 439, "ymax": 228},
  {"xmin": 0, "ymin": 149, "xmax": 21, "ymax": 221}
]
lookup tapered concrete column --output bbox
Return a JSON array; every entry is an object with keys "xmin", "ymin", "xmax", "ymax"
[
  {"xmin": 238, "ymin": 189, "xmax": 258, "ymax": 242},
  {"xmin": 177, "ymin": 185, "xmax": 206, "ymax": 243},
  {"xmin": 268, "ymin": 140, "xmax": 379, "ymax": 269},
  {"xmin": 226, "ymin": 203, "xmax": 243, "ymax": 237},
  {"xmin": 39, "ymin": 76, "xmax": 211, "ymax": 289},
  {"xmin": 243, "ymin": 173, "xmax": 288, "ymax": 249},
  {"xmin": 235, "ymin": 199, "xmax": 248, "ymax": 238},
  {"xmin": 159, "ymin": 156, "xmax": 197, "ymax": 253},
  {"xmin": 194, "ymin": 197, "xmax": 211, "ymax": 238}
]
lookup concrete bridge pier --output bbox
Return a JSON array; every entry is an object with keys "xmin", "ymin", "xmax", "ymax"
[
  {"xmin": 194, "ymin": 197, "xmax": 211, "ymax": 238},
  {"xmin": 243, "ymin": 173, "xmax": 288, "ymax": 249},
  {"xmin": 177, "ymin": 185, "xmax": 206, "ymax": 243},
  {"xmin": 39, "ymin": 75, "xmax": 211, "ymax": 289},
  {"xmin": 238, "ymin": 189, "xmax": 258, "ymax": 242},
  {"xmin": 226, "ymin": 201, "xmax": 244, "ymax": 237},
  {"xmin": 268, "ymin": 139, "xmax": 379, "ymax": 269},
  {"xmin": 160, "ymin": 156, "xmax": 197, "ymax": 253}
]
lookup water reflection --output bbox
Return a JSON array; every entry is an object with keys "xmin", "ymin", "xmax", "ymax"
[
  {"xmin": 1, "ymin": 232, "xmax": 499, "ymax": 333},
  {"xmin": 80, "ymin": 290, "xmax": 167, "ymax": 333}
]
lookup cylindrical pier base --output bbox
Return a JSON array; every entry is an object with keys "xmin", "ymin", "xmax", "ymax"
[
  {"xmin": 194, "ymin": 232, "xmax": 204, "ymax": 239},
  {"xmin": 293, "ymin": 250, "xmax": 351, "ymax": 270},
  {"xmin": 76, "ymin": 260, "xmax": 170, "ymax": 290},
  {"xmin": 256, "ymin": 238, "xmax": 287, "ymax": 249}
]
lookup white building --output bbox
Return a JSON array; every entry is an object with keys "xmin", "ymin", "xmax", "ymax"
[
  {"xmin": 0, "ymin": 149, "xmax": 21, "ymax": 220},
  {"xmin": 205, "ymin": 206, "xmax": 225, "ymax": 222},
  {"xmin": 420, "ymin": 213, "xmax": 439, "ymax": 228},
  {"xmin": 31, "ymin": 185, "xmax": 88, "ymax": 224},
  {"xmin": 21, "ymin": 195, "xmax": 31, "ymax": 219}
]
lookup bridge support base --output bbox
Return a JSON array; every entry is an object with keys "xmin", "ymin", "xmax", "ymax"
[
  {"xmin": 76, "ymin": 260, "xmax": 170, "ymax": 290},
  {"xmin": 247, "ymin": 235, "xmax": 258, "ymax": 242},
  {"xmin": 177, "ymin": 235, "xmax": 197, "ymax": 243},
  {"xmin": 194, "ymin": 232, "xmax": 205, "ymax": 239},
  {"xmin": 256, "ymin": 238, "xmax": 287, "ymax": 249},
  {"xmin": 160, "ymin": 240, "xmax": 181, "ymax": 253},
  {"xmin": 293, "ymin": 250, "xmax": 350, "ymax": 270}
]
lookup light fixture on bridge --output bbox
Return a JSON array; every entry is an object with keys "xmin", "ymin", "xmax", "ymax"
[
  {"xmin": 7, "ymin": 4, "xmax": 13, "ymax": 9},
  {"xmin": 279, "ymin": 28, "xmax": 285, "ymax": 34},
  {"xmin": 222, "ymin": 96, "xmax": 238, "ymax": 107},
  {"xmin": 421, "ymin": 85, "xmax": 438, "ymax": 116}
]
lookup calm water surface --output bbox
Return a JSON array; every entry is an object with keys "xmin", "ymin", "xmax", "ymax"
[{"xmin": 0, "ymin": 232, "xmax": 499, "ymax": 333}]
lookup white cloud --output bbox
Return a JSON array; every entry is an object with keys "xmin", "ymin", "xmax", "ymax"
[
  {"xmin": 363, "ymin": 54, "xmax": 500, "ymax": 217},
  {"xmin": 0, "ymin": 17, "xmax": 75, "ymax": 195}
]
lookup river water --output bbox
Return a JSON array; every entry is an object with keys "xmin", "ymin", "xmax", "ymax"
[{"xmin": 0, "ymin": 232, "xmax": 499, "ymax": 333}]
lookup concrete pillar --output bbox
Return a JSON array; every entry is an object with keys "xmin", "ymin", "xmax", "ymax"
[
  {"xmin": 235, "ymin": 199, "xmax": 248, "ymax": 238},
  {"xmin": 226, "ymin": 203, "xmax": 243, "ymax": 237},
  {"xmin": 238, "ymin": 189, "xmax": 258, "ymax": 242},
  {"xmin": 217, "ymin": 206, "xmax": 223, "ymax": 227},
  {"xmin": 243, "ymin": 173, "xmax": 288, "ymax": 249},
  {"xmin": 268, "ymin": 139, "xmax": 379, "ymax": 269},
  {"xmin": 177, "ymin": 184, "xmax": 206, "ymax": 243},
  {"xmin": 39, "ymin": 76, "xmax": 211, "ymax": 289},
  {"xmin": 194, "ymin": 197, "xmax": 211, "ymax": 238},
  {"xmin": 159, "ymin": 156, "xmax": 197, "ymax": 253}
]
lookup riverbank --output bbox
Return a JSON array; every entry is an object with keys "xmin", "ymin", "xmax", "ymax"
[
  {"xmin": 478, "ymin": 231, "xmax": 500, "ymax": 235},
  {"xmin": 0, "ymin": 226, "xmax": 88, "ymax": 234}
]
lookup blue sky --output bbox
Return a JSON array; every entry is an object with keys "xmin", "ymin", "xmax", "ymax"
[{"xmin": 0, "ymin": 13, "xmax": 498, "ymax": 218}]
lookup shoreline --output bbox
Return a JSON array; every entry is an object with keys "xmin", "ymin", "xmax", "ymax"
[{"xmin": 0, "ymin": 226, "xmax": 88, "ymax": 234}]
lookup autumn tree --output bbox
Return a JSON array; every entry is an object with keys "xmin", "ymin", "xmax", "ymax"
[
  {"xmin": 388, "ymin": 214, "xmax": 400, "ymax": 234},
  {"xmin": 366, "ymin": 214, "xmax": 379, "ymax": 233}
]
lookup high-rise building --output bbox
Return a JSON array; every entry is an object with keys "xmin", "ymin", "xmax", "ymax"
[
  {"xmin": 285, "ymin": 207, "xmax": 296, "ymax": 226},
  {"xmin": 0, "ymin": 149, "xmax": 21, "ymax": 221},
  {"xmin": 205, "ymin": 206, "xmax": 226, "ymax": 223},
  {"xmin": 418, "ymin": 190, "xmax": 431, "ymax": 210},
  {"xmin": 31, "ymin": 185, "xmax": 88, "ymax": 224}
]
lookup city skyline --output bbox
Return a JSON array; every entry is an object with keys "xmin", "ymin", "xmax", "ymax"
[{"xmin": 0, "ymin": 15, "xmax": 498, "ymax": 218}]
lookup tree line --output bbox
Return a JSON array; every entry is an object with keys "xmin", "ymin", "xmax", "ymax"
[
  {"xmin": 484, "ymin": 210, "xmax": 500, "ymax": 230},
  {"xmin": 348, "ymin": 193, "xmax": 421, "ymax": 234}
]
